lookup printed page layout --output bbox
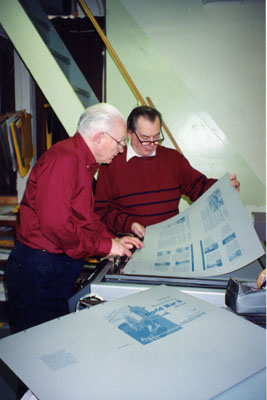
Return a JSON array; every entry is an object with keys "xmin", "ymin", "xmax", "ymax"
[
  {"xmin": 124, "ymin": 173, "xmax": 264, "ymax": 277},
  {"xmin": 0, "ymin": 286, "xmax": 265, "ymax": 400}
]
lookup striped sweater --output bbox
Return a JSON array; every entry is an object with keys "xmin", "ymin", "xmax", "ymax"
[{"xmin": 94, "ymin": 146, "xmax": 216, "ymax": 234}]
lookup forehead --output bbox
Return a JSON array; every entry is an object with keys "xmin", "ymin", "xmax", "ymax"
[
  {"xmin": 135, "ymin": 116, "xmax": 161, "ymax": 132},
  {"xmin": 112, "ymin": 117, "xmax": 126, "ymax": 135}
]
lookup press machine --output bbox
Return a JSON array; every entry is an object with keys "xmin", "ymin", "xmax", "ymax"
[{"xmin": 69, "ymin": 252, "xmax": 266, "ymax": 325}]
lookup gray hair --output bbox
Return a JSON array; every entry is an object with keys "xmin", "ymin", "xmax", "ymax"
[{"xmin": 77, "ymin": 103, "xmax": 125, "ymax": 138}]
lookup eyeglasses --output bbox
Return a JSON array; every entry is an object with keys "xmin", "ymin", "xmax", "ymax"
[
  {"xmin": 133, "ymin": 130, "xmax": 164, "ymax": 146},
  {"xmin": 103, "ymin": 131, "xmax": 127, "ymax": 148}
]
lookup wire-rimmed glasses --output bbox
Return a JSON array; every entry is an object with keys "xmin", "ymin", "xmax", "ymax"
[{"xmin": 103, "ymin": 131, "xmax": 127, "ymax": 148}]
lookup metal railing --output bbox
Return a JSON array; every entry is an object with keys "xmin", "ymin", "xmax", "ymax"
[{"xmin": 78, "ymin": 0, "xmax": 182, "ymax": 154}]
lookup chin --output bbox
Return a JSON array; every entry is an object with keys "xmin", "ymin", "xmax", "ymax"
[{"xmin": 144, "ymin": 150, "xmax": 154, "ymax": 156}]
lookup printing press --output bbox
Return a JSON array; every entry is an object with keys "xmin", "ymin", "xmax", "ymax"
[
  {"xmin": 70, "ymin": 176, "xmax": 266, "ymax": 325},
  {"xmin": 69, "ymin": 250, "xmax": 266, "ymax": 328}
]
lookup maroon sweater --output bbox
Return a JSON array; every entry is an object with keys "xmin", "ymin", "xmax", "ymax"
[{"xmin": 94, "ymin": 146, "xmax": 216, "ymax": 234}]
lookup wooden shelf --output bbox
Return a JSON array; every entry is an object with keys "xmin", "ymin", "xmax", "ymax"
[
  {"xmin": 0, "ymin": 202, "xmax": 19, "ymax": 262},
  {"xmin": 0, "ymin": 196, "xmax": 18, "ymax": 205}
]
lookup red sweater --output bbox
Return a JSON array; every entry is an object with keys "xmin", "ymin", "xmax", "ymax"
[{"xmin": 94, "ymin": 146, "xmax": 216, "ymax": 234}]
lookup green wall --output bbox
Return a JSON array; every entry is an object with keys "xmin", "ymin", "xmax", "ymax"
[{"xmin": 106, "ymin": 0, "xmax": 265, "ymax": 212}]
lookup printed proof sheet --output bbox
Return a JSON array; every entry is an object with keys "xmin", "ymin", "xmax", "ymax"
[
  {"xmin": 0, "ymin": 286, "xmax": 265, "ymax": 400},
  {"xmin": 124, "ymin": 173, "xmax": 264, "ymax": 277}
]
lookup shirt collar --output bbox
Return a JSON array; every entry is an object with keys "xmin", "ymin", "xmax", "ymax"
[{"xmin": 126, "ymin": 143, "xmax": 156, "ymax": 162}]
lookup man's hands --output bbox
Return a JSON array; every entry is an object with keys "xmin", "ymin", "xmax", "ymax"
[
  {"xmin": 229, "ymin": 173, "xmax": 240, "ymax": 193},
  {"xmin": 110, "ymin": 235, "xmax": 144, "ymax": 258},
  {"xmin": 131, "ymin": 222, "xmax": 146, "ymax": 239}
]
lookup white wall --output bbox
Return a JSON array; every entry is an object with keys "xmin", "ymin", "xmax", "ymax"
[{"xmin": 106, "ymin": 0, "xmax": 265, "ymax": 212}]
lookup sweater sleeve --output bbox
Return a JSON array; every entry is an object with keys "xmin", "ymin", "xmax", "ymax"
[{"xmin": 178, "ymin": 154, "xmax": 217, "ymax": 201}]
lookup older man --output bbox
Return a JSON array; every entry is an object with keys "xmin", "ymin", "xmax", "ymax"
[
  {"xmin": 5, "ymin": 103, "xmax": 143, "ymax": 333},
  {"xmin": 94, "ymin": 105, "xmax": 240, "ymax": 238}
]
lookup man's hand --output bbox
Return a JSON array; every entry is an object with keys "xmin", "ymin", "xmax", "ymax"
[
  {"xmin": 131, "ymin": 222, "xmax": 146, "ymax": 239},
  {"xmin": 110, "ymin": 236, "xmax": 144, "ymax": 258},
  {"xmin": 229, "ymin": 173, "xmax": 240, "ymax": 193}
]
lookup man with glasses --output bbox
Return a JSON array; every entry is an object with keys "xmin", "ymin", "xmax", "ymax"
[
  {"xmin": 5, "ymin": 103, "xmax": 143, "ymax": 334},
  {"xmin": 94, "ymin": 105, "xmax": 240, "ymax": 239}
]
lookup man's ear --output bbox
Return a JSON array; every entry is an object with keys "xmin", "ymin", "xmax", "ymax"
[
  {"xmin": 127, "ymin": 130, "xmax": 134, "ymax": 142},
  {"xmin": 93, "ymin": 132, "xmax": 104, "ymax": 146}
]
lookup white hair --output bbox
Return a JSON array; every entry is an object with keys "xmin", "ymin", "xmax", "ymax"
[{"xmin": 77, "ymin": 103, "xmax": 125, "ymax": 138}]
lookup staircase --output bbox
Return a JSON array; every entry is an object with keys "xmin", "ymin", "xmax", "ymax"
[{"xmin": 0, "ymin": 0, "xmax": 98, "ymax": 136}]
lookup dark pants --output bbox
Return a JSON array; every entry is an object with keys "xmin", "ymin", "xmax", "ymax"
[{"xmin": 5, "ymin": 241, "xmax": 84, "ymax": 333}]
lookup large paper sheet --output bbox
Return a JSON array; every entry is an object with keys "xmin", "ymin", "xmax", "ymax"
[
  {"xmin": 124, "ymin": 173, "xmax": 264, "ymax": 278},
  {"xmin": 0, "ymin": 286, "xmax": 265, "ymax": 400}
]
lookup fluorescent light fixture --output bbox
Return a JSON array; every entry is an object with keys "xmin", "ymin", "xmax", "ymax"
[{"xmin": 203, "ymin": 0, "xmax": 264, "ymax": 3}]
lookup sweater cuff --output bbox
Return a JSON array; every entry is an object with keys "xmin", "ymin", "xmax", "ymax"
[
  {"xmin": 97, "ymin": 237, "xmax": 112, "ymax": 257},
  {"xmin": 124, "ymin": 216, "xmax": 136, "ymax": 234}
]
